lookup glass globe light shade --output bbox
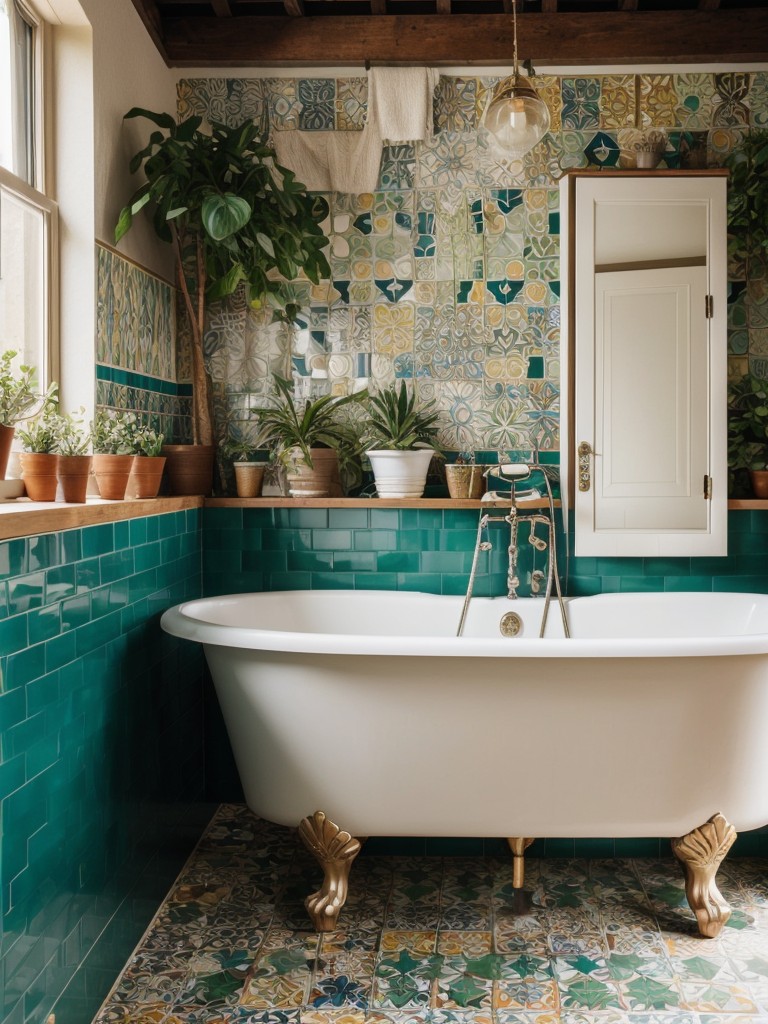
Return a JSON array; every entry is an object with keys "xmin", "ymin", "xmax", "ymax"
[{"xmin": 484, "ymin": 76, "xmax": 551, "ymax": 158}]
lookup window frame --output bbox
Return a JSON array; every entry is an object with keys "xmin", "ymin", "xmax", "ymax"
[{"xmin": 0, "ymin": 0, "xmax": 59, "ymax": 386}]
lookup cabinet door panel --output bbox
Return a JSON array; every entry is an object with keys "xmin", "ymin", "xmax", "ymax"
[{"xmin": 593, "ymin": 267, "xmax": 708, "ymax": 532}]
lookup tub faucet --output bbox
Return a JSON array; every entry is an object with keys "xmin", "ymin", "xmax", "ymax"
[{"xmin": 456, "ymin": 462, "xmax": 570, "ymax": 639}]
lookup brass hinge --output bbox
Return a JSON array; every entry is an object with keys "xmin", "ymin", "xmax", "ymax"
[
  {"xmin": 705, "ymin": 294, "xmax": 714, "ymax": 318},
  {"xmin": 704, "ymin": 474, "xmax": 713, "ymax": 499}
]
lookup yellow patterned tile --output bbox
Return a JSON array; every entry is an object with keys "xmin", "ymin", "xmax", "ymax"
[
  {"xmin": 380, "ymin": 930, "xmax": 437, "ymax": 954},
  {"xmin": 438, "ymin": 931, "xmax": 492, "ymax": 956},
  {"xmin": 640, "ymin": 74, "xmax": 679, "ymax": 128},
  {"xmin": 600, "ymin": 74, "xmax": 636, "ymax": 129},
  {"xmin": 494, "ymin": 978, "xmax": 560, "ymax": 1011}
]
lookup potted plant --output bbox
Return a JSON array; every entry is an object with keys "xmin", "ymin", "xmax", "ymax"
[
  {"xmin": 726, "ymin": 131, "xmax": 768, "ymax": 497},
  {"xmin": 91, "ymin": 410, "xmax": 136, "ymax": 500},
  {"xmin": 17, "ymin": 391, "xmax": 60, "ymax": 502},
  {"xmin": 129, "ymin": 424, "xmax": 166, "ymax": 499},
  {"xmin": 55, "ymin": 407, "xmax": 92, "ymax": 503},
  {"xmin": 362, "ymin": 381, "xmax": 442, "ymax": 498},
  {"xmin": 0, "ymin": 350, "xmax": 48, "ymax": 479},
  {"xmin": 115, "ymin": 110, "xmax": 331, "ymax": 495},
  {"xmin": 221, "ymin": 435, "xmax": 271, "ymax": 498},
  {"xmin": 728, "ymin": 374, "xmax": 768, "ymax": 497},
  {"xmin": 253, "ymin": 375, "xmax": 366, "ymax": 497}
]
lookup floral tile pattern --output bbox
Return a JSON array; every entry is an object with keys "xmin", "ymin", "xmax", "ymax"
[
  {"xmin": 93, "ymin": 805, "xmax": 768, "ymax": 1024},
  {"xmin": 105, "ymin": 72, "xmax": 768, "ymax": 457}
]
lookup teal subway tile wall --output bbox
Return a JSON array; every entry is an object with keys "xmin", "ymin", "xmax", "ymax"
[
  {"xmin": 0, "ymin": 511, "xmax": 210, "ymax": 1024},
  {"xmin": 203, "ymin": 506, "xmax": 768, "ymax": 598}
]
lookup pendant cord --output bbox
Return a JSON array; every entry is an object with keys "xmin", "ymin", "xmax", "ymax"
[{"xmin": 512, "ymin": 0, "xmax": 519, "ymax": 78}]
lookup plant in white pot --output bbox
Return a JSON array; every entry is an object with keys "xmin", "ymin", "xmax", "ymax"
[
  {"xmin": 363, "ymin": 381, "xmax": 442, "ymax": 498},
  {"xmin": 115, "ymin": 110, "xmax": 331, "ymax": 495},
  {"xmin": 253, "ymin": 375, "xmax": 366, "ymax": 498}
]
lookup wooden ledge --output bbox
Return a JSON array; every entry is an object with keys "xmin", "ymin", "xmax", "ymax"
[
  {"xmin": 205, "ymin": 497, "xmax": 560, "ymax": 509},
  {"xmin": 0, "ymin": 495, "xmax": 203, "ymax": 541}
]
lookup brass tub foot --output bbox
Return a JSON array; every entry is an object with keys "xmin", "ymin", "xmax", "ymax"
[
  {"xmin": 507, "ymin": 837, "xmax": 535, "ymax": 889},
  {"xmin": 671, "ymin": 813, "xmax": 737, "ymax": 938},
  {"xmin": 298, "ymin": 810, "xmax": 361, "ymax": 932}
]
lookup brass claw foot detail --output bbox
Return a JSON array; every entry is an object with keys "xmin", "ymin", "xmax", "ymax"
[
  {"xmin": 671, "ymin": 812, "xmax": 737, "ymax": 938},
  {"xmin": 507, "ymin": 837, "xmax": 535, "ymax": 889},
  {"xmin": 298, "ymin": 810, "xmax": 361, "ymax": 932}
]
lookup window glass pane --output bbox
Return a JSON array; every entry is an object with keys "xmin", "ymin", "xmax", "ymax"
[
  {"xmin": 0, "ymin": 183, "xmax": 46, "ymax": 376},
  {"xmin": 0, "ymin": 0, "xmax": 34, "ymax": 186}
]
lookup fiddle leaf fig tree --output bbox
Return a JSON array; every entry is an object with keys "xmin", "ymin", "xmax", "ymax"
[{"xmin": 115, "ymin": 109, "xmax": 331, "ymax": 447}]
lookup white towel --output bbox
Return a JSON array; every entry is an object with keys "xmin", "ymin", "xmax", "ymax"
[
  {"xmin": 367, "ymin": 67, "xmax": 440, "ymax": 143},
  {"xmin": 273, "ymin": 123, "xmax": 383, "ymax": 194},
  {"xmin": 272, "ymin": 66, "xmax": 438, "ymax": 194}
]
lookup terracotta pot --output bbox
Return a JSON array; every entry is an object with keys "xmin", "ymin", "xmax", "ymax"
[
  {"xmin": 234, "ymin": 461, "xmax": 266, "ymax": 498},
  {"xmin": 750, "ymin": 469, "xmax": 768, "ymax": 499},
  {"xmin": 285, "ymin": 448, "xmax": 341, "ymax": 498},
  {"xmin": 367, "ymin": 448, "xmax": 434, "ymax": 498},
  {"xmin": 446, "ymin": 463, "xmax": 485, "ymax": 500},
  {"xmin": 162, "ymin": 444, "xmax": 215, "ymax": 496},
  {"xmin": 57, "ymin": 454, "xmax": 93, "ymax": 503},
  {"xmin": 0, "ymin": 423, "xmax": 14, "ymax": 479},
  {"xmin": 129, "ymin": 455, "xmax": 166, "ymax": 499},
  {"xmin": 92, "ymin": 453, "xmax": 135, "ymax": 500},
  {"xmin": 20, "ymin": 452, "xmax": 59, "ymax": 501}
]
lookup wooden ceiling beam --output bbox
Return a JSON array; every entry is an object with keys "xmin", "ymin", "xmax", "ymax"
[
  {"xmin": 160, "ymin": 10, "xmax": 768, "ymax": 66},
  {"xmin": 129, "ymin": 0, "xmax": 168, "ymax": 60}
]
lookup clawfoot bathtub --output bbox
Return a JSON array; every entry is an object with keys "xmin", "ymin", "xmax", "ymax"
[{"xmin": 161, "ymin": 590, "xmax": 768, "ymax": 937}]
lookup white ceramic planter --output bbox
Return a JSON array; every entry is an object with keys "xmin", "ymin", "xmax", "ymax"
[{"xmin": 367, "ymin": 448, "xmax": 434, "ymax": 498}]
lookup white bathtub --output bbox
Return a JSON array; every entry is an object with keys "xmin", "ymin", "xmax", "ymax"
[{"xmin": 161, "ymin": 590, "xmax": 768, "ymax": 840}]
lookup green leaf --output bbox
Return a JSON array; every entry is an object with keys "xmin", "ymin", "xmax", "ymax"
[
  {"xmin": 256, "ymin": 232, "xmax": 275, "ymax": 258},
  {"xmin": 202, "ymin": 192, "xmax": 252, "ymax": 240},
  {"xmin": 123, "ymin": 107, "xmax": 176, "ymax": 129},
  {"xmin": 114, "ymin": 206, "xmax": 132, "ymax": 243}
]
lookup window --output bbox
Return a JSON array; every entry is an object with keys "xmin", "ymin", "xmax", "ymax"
[{"xmin": 0, "ymin": 0, "xmax": 57, "ymax": 385}]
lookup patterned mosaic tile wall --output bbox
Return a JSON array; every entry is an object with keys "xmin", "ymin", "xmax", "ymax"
[
  {"xmin": 96, "ymin": 246, "xmax": 193, "ymax": 443},
  {"xmin": 177, "ymin": 72, "xmax": 768, "ymax": 456},
  {"xmin": 0, "ymin": 510, "xmax": 209, "ymax": 1024}
]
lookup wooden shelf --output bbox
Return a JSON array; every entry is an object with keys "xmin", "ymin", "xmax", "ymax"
[
  {"xmin": 727, "ymin": 499, "xmax": 768, "ymax": 509},
  {"xmin": 0, "ymin": 496, "xmax": 202, "ymax": 541},
  {"xmin": 205, "ymin": 497, "xmax": 560, "ymax": 510}
]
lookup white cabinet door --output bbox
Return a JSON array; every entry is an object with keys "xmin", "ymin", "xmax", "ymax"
[{"xmin": 560, "ymin": 172, "xmax": 727, "ymax": 557}]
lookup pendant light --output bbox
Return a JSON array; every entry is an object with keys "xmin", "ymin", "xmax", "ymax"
[{"xmin": 483, "ymin": 0, "xmax": 550, "ymax": 158}]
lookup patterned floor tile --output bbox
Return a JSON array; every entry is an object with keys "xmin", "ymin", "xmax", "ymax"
[{"xmin": 90, "ymin": 807, "xmax": 768, "ymax": 1024}]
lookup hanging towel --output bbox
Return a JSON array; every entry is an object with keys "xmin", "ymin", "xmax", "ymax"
[
  {"xmin": 273, "ymin": 123, "xmax": 383, "ymax": 194},
  {"xmin": 367, "ymin": 67, "xmax": 440, "ymax": 143}
]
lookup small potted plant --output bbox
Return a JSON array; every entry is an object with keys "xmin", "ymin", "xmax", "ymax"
[
  {"xmin": 729, "ymin": 374, "xmax": 768, "ymax": 497},
  {"xmin": 0, "ymin": 351, "xmax": 49, "ymax": 479},
  {"xmin": 55, "ymin": 407, "xmax": 92, "ymax": 503},
  {"xmin": 129, "ymin": 423, "xmax": 166, "ymax": 499},
  {"xmin": 17, "ymin": 390, "xmax": 60, "ymax": 502},
  {"xmin": 91, "ymin": 409, "xmax": 137, "ymax": 500},
  {"xmin": 253, "ymin": 375, "xmax": 366, "ymax": 497},
  {"xmin": 362, "ymin": 381, "xmax": 442, "ymax": 498},
  {"xmin": 221, "ymin": 434, "xmax": 271, "ymax": 498}
]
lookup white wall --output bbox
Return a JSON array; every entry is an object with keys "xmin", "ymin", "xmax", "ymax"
[{"xmin": 78, "ymin": 0, "xmax": 176, "ymax": 278}]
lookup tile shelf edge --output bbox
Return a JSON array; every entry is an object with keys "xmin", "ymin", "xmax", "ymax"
[{"xmin": 0, "ymin": 495, "xmax": 202, "ymax": 541}]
